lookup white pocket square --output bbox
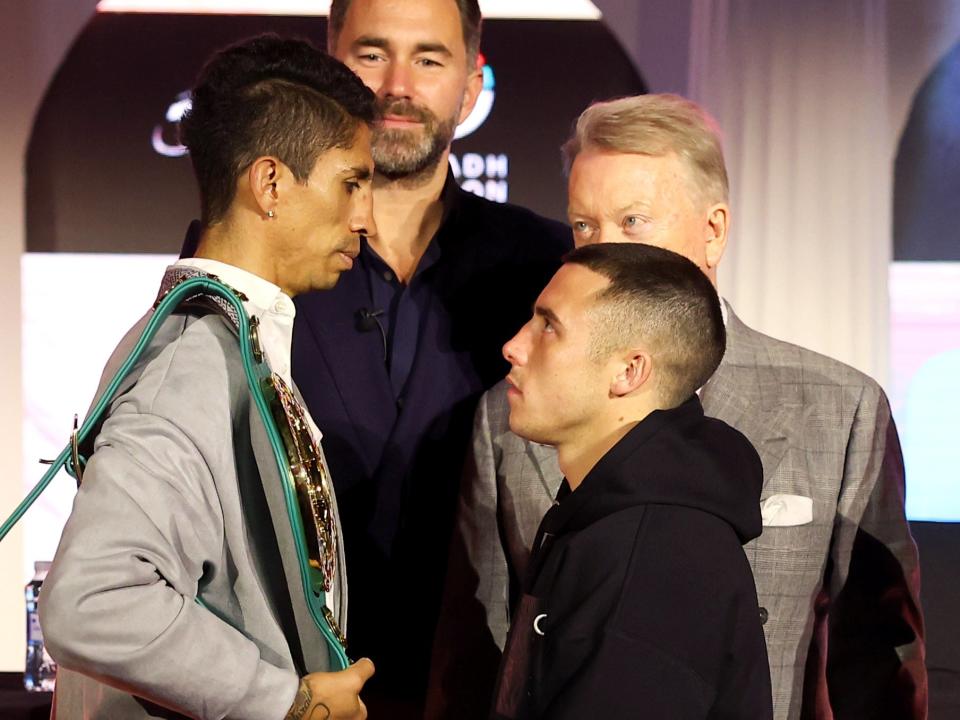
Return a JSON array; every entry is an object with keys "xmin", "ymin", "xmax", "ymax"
[{"xmin": 760, "ymin": 494, "xmax": 813, "ymax": 527}]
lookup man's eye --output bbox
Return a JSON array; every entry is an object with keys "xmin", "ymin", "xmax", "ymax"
[
  {"xmin": 358, "ymin": 52, "xmax": 384, "ymax": 63},
  {"xmin": 418, "ymin": 57, "xmax": 443, "ymax": 67},
  {"xmin": 623, "ymin": 215, "xmax": 649, "ymax": 231},
  {"xmin": 572, "ymin": 221, "xmax": 591, "ymax": 233},
  {"xmin": 345, "ymin": 180, "xmax": 361, "ymax": 193}
]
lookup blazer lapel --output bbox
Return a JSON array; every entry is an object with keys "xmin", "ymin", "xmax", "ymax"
[
  {"xmin": 294, "ymin": 268, "xmax": 396, "ymax": 481},
  {"xmin": 702, "ymin": 304, "xmax": 790, "ymax": 489},
  {"xmin": 526, "ymin": 441, "xmax": 564, "ymax": 498}
]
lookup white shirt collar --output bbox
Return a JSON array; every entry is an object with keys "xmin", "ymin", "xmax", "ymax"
[
  {"xmin": 173, "ymin": 256, "xmax": 299, "ymax": 389},
  {"xmin": 174, "ymin": 257, "xmax": 294, "ymax": 318}
]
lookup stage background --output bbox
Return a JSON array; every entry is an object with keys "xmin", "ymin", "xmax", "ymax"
[{"xmin": 1, "ymin": 0, "xmax": 958, "ymax": 713}]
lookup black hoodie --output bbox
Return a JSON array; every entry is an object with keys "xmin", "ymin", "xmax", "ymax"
[{"xmin": 492, "ymin": 396, "xmax": 773, "ymax": 720}]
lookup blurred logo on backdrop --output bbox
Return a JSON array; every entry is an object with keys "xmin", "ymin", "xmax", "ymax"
[
  {"xmin": 152, "ymin": 91, "xmax": 191, "ymax": 158},
  {"xmin": 454, "ymin": 54, "xmax": 496, "ymax": 140}
]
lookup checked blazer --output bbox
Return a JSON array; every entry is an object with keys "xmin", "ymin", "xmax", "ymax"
[{"xmin": 427, "ymin": 304, "xmax": 926, "ymax": 720}]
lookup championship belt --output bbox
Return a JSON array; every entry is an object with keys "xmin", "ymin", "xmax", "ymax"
[
  {"xmin": 0, "ymin": 272, "xmax": 349, "ymax": 669},
  {"xmin": 265, "ymin": 372, "xmax": 338, "ymax": 594}
]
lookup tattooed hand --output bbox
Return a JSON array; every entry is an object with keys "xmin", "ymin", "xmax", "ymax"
[
  {"xmin": 285, "ymin": 681, "xmax": 330, "ymax": 720},
  {"xmin": 285, "ymin": 659, "xmax": 375, "ymax": 720},
  {"xmin": 285, "ymin": 679, "xmax": 311, "ymax": 719}
]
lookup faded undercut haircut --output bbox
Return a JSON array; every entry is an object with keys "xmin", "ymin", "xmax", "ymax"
[
  {"xmin": 561, "ymin": 93, "xmax": 729, "ymax": 207},
  {"xmin": 327, "ymin": 0, "xmax": 483, "ymax": 67},
  {"xmin": 180, "ymin": 34, "xmax": 377, "ymax": 225},
  {"xmin": 566, "ymin": 242, "xmax": 725, "ymax": 408}
]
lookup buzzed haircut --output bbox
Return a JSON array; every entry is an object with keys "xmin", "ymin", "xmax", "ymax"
[
  {"xmin": 327, "ymin": 0, "xmax": 483, "ymax": 66},
  {"xmin": 562, "ymin": 94, "xmax": 729, "ymax": 207},
  {"xmin": 180, "ymin": 34, "xmax": 377, "ymax": 226},
  {"xmin": 565, "ymin": 242, "xmax": 725, "ymax": 407}
]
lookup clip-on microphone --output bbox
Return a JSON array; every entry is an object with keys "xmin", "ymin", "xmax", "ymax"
[{"xmin": 355, "ymin": 307, "xmax": 387, "ymax": 362}]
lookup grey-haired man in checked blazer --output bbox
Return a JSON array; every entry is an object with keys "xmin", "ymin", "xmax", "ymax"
[{"xmin": 426, "ymin": 94, "xmax": 927, "ymax": 720}]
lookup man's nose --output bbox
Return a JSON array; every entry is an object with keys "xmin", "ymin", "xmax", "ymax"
[
  {"xmin": 502, "ymin": 325, "xmax": 530, "ymax": 366},
  {"xmin": 596, "ymin": 224, "xmax": 620, "ymax": 245},
  {"xmin": 381, "ymin": 61, "xmax": 413, "ymax": 99},
  {"xmin": 351, "ymin": 191, "xmax": 377, "ymax": 238}
]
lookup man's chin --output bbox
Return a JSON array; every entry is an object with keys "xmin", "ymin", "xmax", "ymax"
[
  {"xmin": 307, "ymin": 271, "xmax": 343, "ymax": 294},
  {"xmin": 373, "ymin": 149, "xmax": 443, "ymax": 181},
  {"xmin": 372, "ymin": 125, "xmax": 454, "ymax": 180},
  {"xmin": 372, "ymin": 134, "xmax": 428, "ymax": 165},
  {"xmin": 507, "ymin": 413, "xmax": 554, "ymax": 446}
]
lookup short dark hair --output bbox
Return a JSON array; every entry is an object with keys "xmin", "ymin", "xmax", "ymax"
[
  {"xmin": 180, "ymin": 34, "xmax": 377, "ymax": 225},
  {"xmin": 327, "ymin": 0, "xmax": 482, "ymax": 66},
  {"xmin": 564, "ymin": 243, "xmax": 725, "ymax": 407}
]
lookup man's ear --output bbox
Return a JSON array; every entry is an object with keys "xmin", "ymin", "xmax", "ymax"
[
  {"xmin": 247, "ymin": 156, "xmax": 282, "ymax": 217},
  {"xmin": 610, "ymin": 349, "xmax": 652, "ymax": 398},
  {"xmin": 704, "ymin": 202, "xmax": 730, "ymax": 271},
  {"xmin": 458, "ymin": 61, "xmax": 484, "ymax": 125}
]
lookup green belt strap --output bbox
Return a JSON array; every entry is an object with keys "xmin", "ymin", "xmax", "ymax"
[{"xmin": 0, "ymin": 275, "xmax": 348, "ymax": 670}]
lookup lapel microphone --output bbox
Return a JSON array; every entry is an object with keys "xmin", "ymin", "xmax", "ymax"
[
  {"xmin": 355, "ymin": 307, "xmax": 387, "ymax": 362},
  {"xmin": 355, "ymin": 307, "xmax": 383, "ymax": 332}
]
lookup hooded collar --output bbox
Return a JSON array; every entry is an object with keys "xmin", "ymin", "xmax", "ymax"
[{"xmin": 539, "ymin": 396, "xmax": 763, "ymax": 545}]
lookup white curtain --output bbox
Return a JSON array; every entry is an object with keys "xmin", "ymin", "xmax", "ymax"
[{"xmin": 687, "ymin": 0, "xmax": 891, "ymax": 384}]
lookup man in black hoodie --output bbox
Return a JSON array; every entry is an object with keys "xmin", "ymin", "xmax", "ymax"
[{"xmin": 491, "ymin": 242, "xmax": 772, "ymax": 719}]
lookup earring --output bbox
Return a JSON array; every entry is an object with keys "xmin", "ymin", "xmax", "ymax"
[{"xmin": 266, "ymin": 210, "xmax": 275, "ymax": 218}]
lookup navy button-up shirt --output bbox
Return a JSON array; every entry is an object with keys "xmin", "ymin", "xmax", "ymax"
[{"xmin": 362, "ymin": 236, "xmax": 442, "ymax": 402}]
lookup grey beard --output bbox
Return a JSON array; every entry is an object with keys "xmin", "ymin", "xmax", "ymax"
[{"xmin": 372, "ymin": 117, "xmax": 457, "ymax": 182}]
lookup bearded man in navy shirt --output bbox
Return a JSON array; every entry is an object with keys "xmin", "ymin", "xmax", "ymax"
[{"xmin": 290, "ymin": 1, "xmax": 570, "ymax": 715}]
